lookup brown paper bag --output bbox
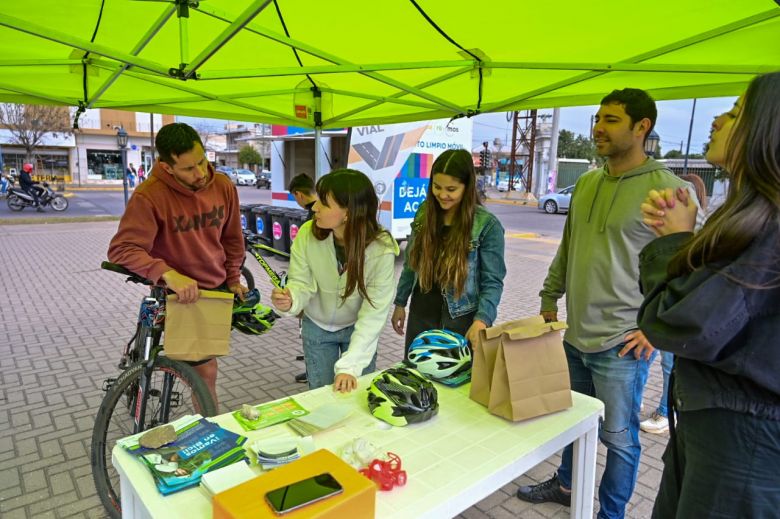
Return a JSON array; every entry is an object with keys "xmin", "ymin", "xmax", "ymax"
[
  {"xmin": 164, "ymin": 289, "xmax": 234, "ymax": 361},
  {"xmin": 469, "ymin": 315, "xmax": 549, "ymax": 407},
  {"xmin": 486, "ymin": 318, "xmax": 572, "ymax": 421}
]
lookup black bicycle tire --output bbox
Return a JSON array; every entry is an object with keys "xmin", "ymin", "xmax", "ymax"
[
  {"xmin": 241, "ymin": 265, "xmax": 255, "ymax": 291},
  {"xmin": 91, "ymin": 357, "xmax": 217, "ymax": 518}
]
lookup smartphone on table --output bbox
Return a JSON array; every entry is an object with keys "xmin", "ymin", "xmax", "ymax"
[{"xmin": 264, "ymin": 472, "xmax": 343, "ymax": 515}]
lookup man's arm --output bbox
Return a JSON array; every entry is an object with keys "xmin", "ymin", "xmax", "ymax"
[
  {"xmin": 539, "ymin": 210, "xmax": 572, "ymax": 319},
  {"xmin": 107, "ymin": 194, "xmax": 172, "ymax": 283},
  {"xmin": 219, "ymin": 185, "xmax": 245, "ymax": 287}
]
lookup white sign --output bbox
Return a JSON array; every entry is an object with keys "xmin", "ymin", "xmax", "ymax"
[{"xmin": 348, "ymin": 118, "xmax": 472, "ymax": 239}]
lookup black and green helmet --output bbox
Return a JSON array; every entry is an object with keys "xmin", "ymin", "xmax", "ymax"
[
  {"xmin": 231, "ymin": 288, "xmax": 276, "ymax": 335},
  {"xmin": 367, "ymin": 367, "xmax": 439, "ymax": 427}
]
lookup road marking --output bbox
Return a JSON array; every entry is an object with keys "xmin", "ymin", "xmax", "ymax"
[{"xmin": 507, "ymin": 232, "xmax": 561, "ymax": 245}]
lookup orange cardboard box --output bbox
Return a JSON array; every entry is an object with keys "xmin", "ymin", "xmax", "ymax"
[{"xmin": 213, "ymin": 449, "xmax": 376, "ymax": 519}]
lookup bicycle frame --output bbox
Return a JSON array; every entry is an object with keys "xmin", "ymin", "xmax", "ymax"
[
  {"xmin": 100, "ymin": 264, "xmax": 183, "ymax": 434},
  {"xmin": 246, "ymin": 244, "xmax": 288, "ymax": 288},
  {"xmin": 242, "ymin": 231, "xmax": 289, "ymax": 289}
]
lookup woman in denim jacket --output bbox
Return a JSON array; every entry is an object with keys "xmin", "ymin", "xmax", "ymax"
[{"xmin": 391, "ymin": 149, "xmax": 506, "ymax": 353}]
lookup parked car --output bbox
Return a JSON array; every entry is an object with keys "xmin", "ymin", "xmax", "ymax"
[
  {"xmin": 538, "ymin": 185, "xmax": 574, "ymax": 214},
  {"xmin": 215, "ymin": 166, "xmax": 234, "ymax": 178},
  {"xmin": 233, "ymin": 168, "xmax": 256, "ymax": 186},
  {"xmin": 255, "ymin": 171, "xmax": 271, "ymax": 189},
  {"xmin": 496, "ymin": 177, "xmax": 522, "ymax": 192}
]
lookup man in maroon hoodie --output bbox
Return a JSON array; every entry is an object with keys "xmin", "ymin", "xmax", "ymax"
[{"xmin": 108, "ymin": 122, "xmax": 247, "ymax": 409}]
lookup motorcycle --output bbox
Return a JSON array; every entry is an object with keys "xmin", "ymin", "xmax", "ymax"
[{"xmin": 6, "ymin": 182, "xmax": 69, "ymax": 212}]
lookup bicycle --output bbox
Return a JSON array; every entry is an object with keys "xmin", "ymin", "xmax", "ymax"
[{"xmin": 91, "ymin": 262, "xmax": 218, "ymax": 518}]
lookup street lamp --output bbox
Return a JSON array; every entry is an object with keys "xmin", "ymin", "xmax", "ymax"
[
  {"xmin": 644, "ymin": 129, "xmax": 660, "ymax": 158},
  {"xmin": 116, "ymin": 126, "xmax": 129, "ymax": 206}
]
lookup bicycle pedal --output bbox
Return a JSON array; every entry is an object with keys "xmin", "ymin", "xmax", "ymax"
[{"xmin": 102, "ymin": 378, "xmax": 116, "ymax": 392}]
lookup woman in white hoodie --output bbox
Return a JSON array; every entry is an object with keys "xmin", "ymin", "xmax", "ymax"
[{"xmin": 271, "ymin": 169, "xmax": 399, "ymax": 393}]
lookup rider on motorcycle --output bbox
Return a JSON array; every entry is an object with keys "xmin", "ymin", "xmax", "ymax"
[{"xmin": 19, "ymin": 163, "xmax": 44, "ymax": 212}]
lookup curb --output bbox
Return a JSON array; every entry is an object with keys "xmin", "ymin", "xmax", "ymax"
[
  {"xmin": 485, "ymin": 197, "xmax": 539, "ymax": 207},
  {"xmin": 0, "ymin": 215, "xmax": 120, "ymax": 225}
]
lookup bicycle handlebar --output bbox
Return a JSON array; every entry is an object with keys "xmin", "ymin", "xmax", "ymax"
[{"xmin": 101, "ymin": 261, "xmax": 154, "ymax": 286}]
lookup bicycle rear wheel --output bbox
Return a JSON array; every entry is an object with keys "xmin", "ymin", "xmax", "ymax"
[{"xmin": 91, "ymin": 357, "xmax": 216, "ymax": 518}]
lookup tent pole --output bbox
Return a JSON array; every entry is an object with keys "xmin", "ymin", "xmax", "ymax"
[
  {"xmin": 315, "ymin": 127, "xmax": 322, "ymax": 180},
  {"xmin": 179, "ymin": 14, "xmax": 189, "ymax": 68},
  {"xmin": 313, "ymin": 87, "xmax": 323, "ymax": 180},
  {"xmin": 150, "ymin": 112, "xmax": 155, "ymax": 164}
]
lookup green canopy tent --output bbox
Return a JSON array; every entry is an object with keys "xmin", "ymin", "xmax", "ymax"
[{"xmin": 1, "ymin": 0, "xmax": 778, "ymax": 171}]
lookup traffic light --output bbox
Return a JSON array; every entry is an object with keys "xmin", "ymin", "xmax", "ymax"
[
  {"xmin": 479, "ymin": 149, "xmax": 487, "ymax": 170},
  {"xmin": 484, "ymin": 150, "xmax": 492, "ymax": 172}
]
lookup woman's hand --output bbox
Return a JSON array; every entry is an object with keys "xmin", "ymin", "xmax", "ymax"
[
  {"xmin": 391, "ymin": 306, "xmax": 406, "ymax": 336},
  {"xmin": 333, "ymin": 373, "xmax": 357, "ymax": 393},
  {"xmin": 641, "ymin": 188, "xmax": 698, "ymax": 236},
  {"xmin": 270, "ymin": 287, "xmax": 293, "ymax": 312},
  {"xmin": 465, "ymin": 319, "xmax": 488, "ymax": 348}
]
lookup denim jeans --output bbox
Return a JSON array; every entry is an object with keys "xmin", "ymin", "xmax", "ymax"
[
  {"xmin": 301, "ymin": 316, "xmax": 377, "ymax": 390},
  {"xmin": 558, "ymin": 342, "xmax": 651, "ymax": 519},
  {"xmin": 656, "ymin": 351, "xmax": 674, "ymax": 417}
]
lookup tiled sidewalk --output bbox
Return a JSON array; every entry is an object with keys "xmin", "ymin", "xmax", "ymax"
[{"xmin": 0, "ymin": 221, "xmax": 669, "ymax": 518}]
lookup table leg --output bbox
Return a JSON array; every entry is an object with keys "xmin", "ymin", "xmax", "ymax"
[{"xmin": 570, "ymin": 423, "xmax": 598, "ymax": 518}]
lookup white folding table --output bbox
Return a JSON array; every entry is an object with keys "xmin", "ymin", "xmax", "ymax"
[{"xmin": 113, "ymin": 378, "xmax": 603, "ymax": 518}]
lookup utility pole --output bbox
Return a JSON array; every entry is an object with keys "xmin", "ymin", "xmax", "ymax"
[
  {"xmin": 683, "ymin": 98, "xmax": 697, "ymax": 176},
  {"xmin": 508, "ymin": 110, "xmax": 538, "ymax": 196},
  {"xmin": 540, "ymin": 108, "xmax": 561, "ymax": 197}
]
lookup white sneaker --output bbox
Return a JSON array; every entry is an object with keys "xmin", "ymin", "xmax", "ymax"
[{"xmin": 640, "ymin": 412, "xmax": 669, "ymax": 434}]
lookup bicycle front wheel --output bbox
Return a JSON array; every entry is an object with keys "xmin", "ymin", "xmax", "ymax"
[
  {"xmin": 241, "ymin": 265, "xmax": 255, "ymax": 291},
  {"xmin": 91, "ymin": 357, "xmax": 216, "ymax": 518}
]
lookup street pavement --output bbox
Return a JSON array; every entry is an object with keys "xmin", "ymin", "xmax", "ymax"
[{"xmin": 0, "ymin": 215, "xmax": 670, "ymax": 518}]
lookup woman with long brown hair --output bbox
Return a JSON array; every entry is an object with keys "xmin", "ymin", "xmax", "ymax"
[
  {"xmin": 271, "ymin": 169, "xmax": 399, "ymax": 393},
  {"xmin": 391, "ymin": 149, "xmax": 506, "ymax": 352},
  {"xmin": 639, "ymin": 71, "xmax": 780, "ymax": 517}
]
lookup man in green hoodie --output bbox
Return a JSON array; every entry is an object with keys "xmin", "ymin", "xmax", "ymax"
[{"xmin": 517, "ymin": 89, "xmax": 703, "ymax": 519}]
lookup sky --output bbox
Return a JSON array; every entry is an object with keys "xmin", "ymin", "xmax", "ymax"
[
  {"xmin": 471, "ymin": 96, "xmax": 738, "ymax": 156},
  {"xmin": 179, "ymin": 96, "xmax": 738, "ymax": 158}
]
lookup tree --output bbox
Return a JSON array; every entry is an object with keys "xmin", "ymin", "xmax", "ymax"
[
  {"xmin": 0, "ymin": 104, "xmax": 71, "ymax": 161},
  {"xmin": 663, "ymin": 149, "xmax": 705, "ymax": 159},
  {"xmin": 238, "ymin": 145, "xmax": 261, "ymax": 167},
  {"xmin": 557, "ymin": 129, "xmax": 596, "ymax": 161}
]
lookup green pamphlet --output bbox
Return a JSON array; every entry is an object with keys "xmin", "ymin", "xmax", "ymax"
[{"xmin": 232, "ymin": 397, "xmax": 309, "ymax": 431}]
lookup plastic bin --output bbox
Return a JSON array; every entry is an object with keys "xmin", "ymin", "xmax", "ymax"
[
  {"xmin": 268, "ymin": 207, "xmax": 291, "ymax": 254},
  {"xmin": 286, "ymin": 208, "xmax": 309, "ymax": 245},
  {"xmin": 239, "ymin": 203, "xmax": 262, "ymax": 233},
  {"xmin": 252, "ymin": 205, "xmax": 274, "ymax": 245}
]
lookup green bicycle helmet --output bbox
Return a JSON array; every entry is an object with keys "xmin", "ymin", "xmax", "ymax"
[
  {"xmin": 232, "ymin": 289, "xmax": 276, "ymax": 335},
  {"xmin": 367, "ymin": 367, "xmax": 438, "ymax": 427}
]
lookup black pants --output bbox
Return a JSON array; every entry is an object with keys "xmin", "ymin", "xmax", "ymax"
[
  {"xmin": 652, "ymin": 407, "xmax": 780, "ymax": 519},
  {"xmin": 404, "ymin": 284, "xmax": 475, "ymax": 359},
  {"xmin": 24, "ymin": 186, "xmax": 41, "ymax": 206}
]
